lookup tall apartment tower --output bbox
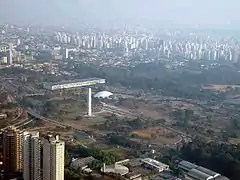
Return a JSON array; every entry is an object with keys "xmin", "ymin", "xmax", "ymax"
[
  {"xmin": 0, "ymin": 132, "xmax": 3, "ymax": 172},
  {"xmin": 23, "ymin": 131, "xmax": 41, "ymax": 180},
  {"xmin": 62, "ymin": 48, "xmax": 69, "ymax": 60},
  {"xmin": 2, "ymin": 126, "xmax": 22, "ymax": 180},
  {"xmin": 7, "ymin": 43, "xmax": 13, "ymax": 65},
  {"xmin": 43, "ymin": 135, "xmax": 65, "ymax": 180}
]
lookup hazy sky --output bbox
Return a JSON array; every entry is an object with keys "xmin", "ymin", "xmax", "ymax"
[{"xmin": 0, "ymin": 0, "xmax": 239, "ymax": 28}]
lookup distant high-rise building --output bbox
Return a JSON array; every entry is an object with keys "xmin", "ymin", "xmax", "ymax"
[
  {"xmin": 17, "ymin": 39, "xmax": 21, "ymax": 46},
  {"xmin": 2, "ymin": 126, "xmax": 22, "ymax": 180},
  {"xmin": 23, "ymin": 131, "xmax": 41, "ymax": 180},
  {"xmin": 234, "ymin": 50, "xmax": 240, "ymax": 63},
  {"xmin": 62, "ymin": 48, "xmax": 69, "ymax": 60},
  {"xmin": 1, "ymin": 56, "xmax": 7, "ymax": 64},
  {"xmin": 7, "ymin": 43, "xmax": 13, "ymax": 65},
  {"xmin": 43, "ymin": 135, "xmax": 65, "ymax": 180}
]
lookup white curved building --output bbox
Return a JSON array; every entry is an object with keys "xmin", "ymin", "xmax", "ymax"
[
  {"xmin": 101, "ymin": 163, "xmax": 129, "ymax": 176},
  {"xmin": 94, "ymin": 91, "xmax": 113, "ymax": 98}
]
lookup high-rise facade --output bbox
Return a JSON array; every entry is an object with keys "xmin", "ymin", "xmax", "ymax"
[
  {"xmin": 23, "ymin": 131, "xmax": 41, "ymax": 180},
  {"xmin": 1, "ymin": 127, "xmax": 65, "ymax": 180},
  {"xmin": 234, "ymin": 50, "xmax": 240, "ymax": 63},
  {"xmin": 62, "ymin": 48, "xmax": 69, "ymax": 60},
  {"xmin": 0, "ymin": 131, "xmax": 3, "ymax": 179},
  {"xmin": 7, "ymin": 43, "xmax": 13, "ymax": 65},
  {"xmin": 43, "ymin": 135, "xmax": 65, "ymax": 180},
  {"xmin": 2, "ymin": 126, "xmax": 22, "ymax": 180},
  {"xmin": 0, "ymin": 132, "xmax": 3, "ymax": 171}
]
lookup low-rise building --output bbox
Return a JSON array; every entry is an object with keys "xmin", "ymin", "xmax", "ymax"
[
  {"xmin": 101, "ymin": 163, "xmax": 129, "ymax": 176},
  {"xmin": 140, "ymin": 158, "xmax": 169, "ymax": 172},
  {"xmin": 125, "ymin": 172, "xmax": 142, "ymax": 180},
  {"xmin": 178, "ymin": 160, "xmax": 229, "ymax": 180},
  {"xmin": 178, "ymin": 160, "xmax": 198, "ymax": 172},
  {"xmin": 70, "ymin": 156, "xmax": 96, "ymax": 170},
  {"xmin": 187, "ymin": 168, "xmax": 214, "ymax": 180}
]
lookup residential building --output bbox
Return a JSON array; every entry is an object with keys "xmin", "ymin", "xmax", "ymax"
[
  {"xmin": 2, "ymin": 126, "xmax": 22, "ymax": 180},
  {"xmin": 23, "ymin": 131, "xmax": 41, "ymax": 180},
  {"xmin": 7, "ymin": 43, "xmax": 13, "ymax": 65},
  {"xmin": 43, "ymin": 135, "xmax": 65, "ymax": 180},
  {"xmin": 62, "ymin": 48, "xmax": 69, "ymax": 60}
]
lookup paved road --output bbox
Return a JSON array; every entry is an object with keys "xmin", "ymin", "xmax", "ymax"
[
  {"xmin": 101, "ymin": 102, "xmax": 134, "ymax": 116},
  {"xmin": 27, "ymin": 109, "xmax": 97, "ymax": 146},
  {"xmin": 27, "ymin": 109, "xmax": 66, "ymax": 128},
  {"xmin": 1, "ymin": 117, "xmax": 29, "ymax": 130}
]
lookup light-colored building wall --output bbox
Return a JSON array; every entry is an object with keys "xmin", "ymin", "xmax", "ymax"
[
  {"xmin": 43, "ymin": 135, "xmax": 65, "ymax": 180},
  {"xmin": 54, "ymin": 141, "xmax": 65, "ymax": 180},
  {"xmin": 43, "ymin": 138, "xmax": 51, "ymax": 180},
  {"xmin": 23, "ymin": 131, "xmax": 41, "ymax": 180}
]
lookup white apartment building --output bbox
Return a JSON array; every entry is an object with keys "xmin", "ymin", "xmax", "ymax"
[
  {"xmin": 43, "ymin": 135, "xmax": 65, "ymax": 180},
  {"xmin": 23, "ymin": 131, "xmax": 41, "ymax": 180}
]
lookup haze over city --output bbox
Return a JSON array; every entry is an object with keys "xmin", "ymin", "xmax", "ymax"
[
  {"xmin": 0, "ymin": 1, "xmax": 240, "ymax": 180},
  {"xmin": 0, "ymin": 0, "xmax": 240, "ymax": 28}
]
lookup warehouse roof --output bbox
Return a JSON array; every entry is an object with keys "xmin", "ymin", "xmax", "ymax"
[
  {"xmin": 179, "ymin": 160, "xmax": 198, "ymax": 171},
  {"xmin": 188, "ymin": 168, "xmax": 214, "ymax": 180},
  {"xmin": 196, "ymin": 166, "xmax": 220, "ymax": 178},
  {"xmin": 214, "ymin": 176, "xmax": 230, "ymax": 180}
]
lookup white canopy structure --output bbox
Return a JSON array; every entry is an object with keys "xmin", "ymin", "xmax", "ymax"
[{"xmin": 94, "ymin": 91, "xmax": 113, "ymax": 98}]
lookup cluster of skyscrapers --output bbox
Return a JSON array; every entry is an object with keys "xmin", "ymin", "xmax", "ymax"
[
  {"xmin": 0, "ymin": 126, "xmax": 65, "ymax": 180},
  {"xmin": 54, "ymin": 31, "xmax": 240, "ymax": 62}
]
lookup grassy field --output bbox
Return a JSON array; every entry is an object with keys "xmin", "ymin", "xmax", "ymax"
[
  {"xmin": 130, "ymin": 126, "xmax": 179, "ymax": 145},
  {"xmin": 90, "ymin": 143, "xmax": 128, "ymax": 159},
  {"xmin": 103, "ymin": 148, "xmax": 127, "ymax": 159}
]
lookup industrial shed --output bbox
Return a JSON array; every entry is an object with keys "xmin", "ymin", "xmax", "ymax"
[
  {"xmin": 178, "ymin": 160, "xmax": 228, "ymax": 180},
  {"xmin": 188, "ymin": 168, "xmax": 214, "ymax": 180},
  {"xmin": 178, "ymin": 160, "xmax": 198, "ymax": 172},
  {"xmin": 214, "ymin": 176, "xmax": 230, "ymax": 180},
  {"xmin": 196, "ymin": 166, "xmax": 220, "ymax": 178}
]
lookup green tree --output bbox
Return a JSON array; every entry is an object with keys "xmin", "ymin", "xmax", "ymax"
[
  {"xmin": 43, "ymin": 101, "xmax": 58, "ymax": 112},
  {"xmin": 180, "ymin": 138, "xmax": 240, "ymax": 180},
  {"xmin": 231, "ymin": 117, "xmax": 240, "ymax": 129},
  {"xmin": 64, "ymin": 169, "xmax": 83, "ymax": 180},
  {"xmin": 65, "ymin": 150, "xmax": 71, "ymax": 166}
]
